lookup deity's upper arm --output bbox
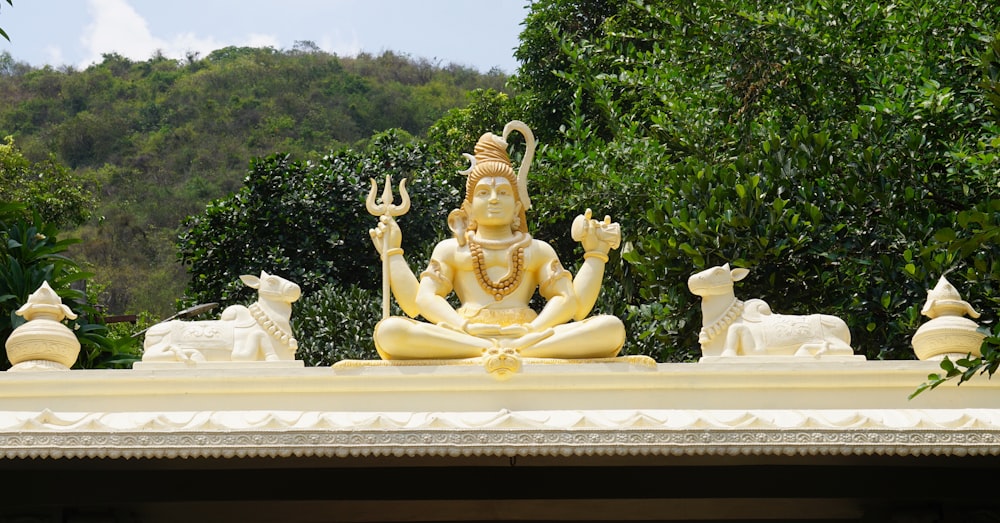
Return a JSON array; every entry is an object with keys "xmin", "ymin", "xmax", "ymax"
[
  {"xmin": 419, "ymin": 239, "xmax": 457, "ymax": 296},
  {"xmin": 531, "ymin": 240, "xmax": 559, "ymax": 265},
  {"xmin": 534, "ymin": 240, "xmax": 572, "ymax": 300}
]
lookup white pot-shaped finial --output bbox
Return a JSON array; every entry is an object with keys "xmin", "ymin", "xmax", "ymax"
[
  {"xmin": 912, "ymin": 276, "xmax": 984, "ymax": 361},
  {"xmin": 5, "ymin": 281, "xmax": 81, "ymax": 371}
]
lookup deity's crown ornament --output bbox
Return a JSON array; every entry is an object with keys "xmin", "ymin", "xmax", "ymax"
[{"xmin": 459, "ymin": 120, "xmax": 536, "ymax": 210}]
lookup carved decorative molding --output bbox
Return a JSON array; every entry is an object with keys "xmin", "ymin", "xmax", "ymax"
[{"xmin": 1, "ymin": 409, "xmax": 997, "ymax": 459}]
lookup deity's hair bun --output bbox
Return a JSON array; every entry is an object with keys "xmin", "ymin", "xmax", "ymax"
[{"xmin": 473, "ymin": 133, "xmax": 512, "ymax": 166}]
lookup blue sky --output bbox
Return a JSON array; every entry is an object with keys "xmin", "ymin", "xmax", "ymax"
[{"xmin": 1, "ymin": 1, "xmax": 530, "ymax": 73}]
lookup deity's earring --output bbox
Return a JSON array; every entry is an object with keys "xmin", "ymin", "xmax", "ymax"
[
  {"xmin": 448, "ymin": 209, "xmax": 470, "ymax": 246},
  {"xmin": 511, "ymin": 201, "xmax": 523, "ymax": 232}
]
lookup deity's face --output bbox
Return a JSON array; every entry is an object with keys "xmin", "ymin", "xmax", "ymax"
[{"xmin": 469, "ymin": 176, "xmax": 519, "ymax": 228}]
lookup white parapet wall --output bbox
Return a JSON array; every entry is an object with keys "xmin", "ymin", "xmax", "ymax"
[{"xmin": 1, "ymin": 357, "xmax": 998, "ymax": 460}]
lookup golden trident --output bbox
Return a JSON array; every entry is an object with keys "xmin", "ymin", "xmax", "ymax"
[{"xmin": 366, "ymin": 175, "xmax": 410, "ymax": 319}]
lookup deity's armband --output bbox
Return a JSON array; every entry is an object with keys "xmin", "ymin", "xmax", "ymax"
[
  {"xmin": 538, "ymin": 259, "xmax": 571, "ymax": 299},
  {"xmin": 583, "ymin": 251, "xmax": 610, "ymax": 263}
]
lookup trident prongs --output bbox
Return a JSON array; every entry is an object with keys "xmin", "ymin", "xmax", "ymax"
[{"xmin": 366, "ymin": 175, "xmax": 410, "ymax": 218}]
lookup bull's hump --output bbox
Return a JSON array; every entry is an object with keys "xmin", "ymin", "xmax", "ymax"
[{"xmin": 221, "ymin": 305, "xmax": 255, "ymax": 327}]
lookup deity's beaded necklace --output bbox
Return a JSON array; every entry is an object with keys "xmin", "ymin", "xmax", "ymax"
[{"xmin": 467, "ymin": 232, "xmax": 529, "ymax": 301}]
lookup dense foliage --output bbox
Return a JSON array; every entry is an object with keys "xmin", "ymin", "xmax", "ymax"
[
  {"xmin": 0, "ymin": 135, "xmax": 96, "ymax": 227},
  {"xmin": 291, "ymin": 283, "xmax": 389, "ymax": 365},
  {"xmin": 909, "ymin": 34, "xmax": 1000, "ymax": 391},
  {"xmin": 0, "ymin": 47, "xmax": 507, "ymax": 317},
  {"xmin": 512, "ymin": 0, "xmax": 1000, "ymax": 362}
]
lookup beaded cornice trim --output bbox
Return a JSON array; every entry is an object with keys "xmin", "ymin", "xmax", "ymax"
[{"xmin": 2, "ymin": 409, "xmax": 999, "ymax": 459}]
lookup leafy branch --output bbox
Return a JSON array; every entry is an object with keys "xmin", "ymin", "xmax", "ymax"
[
  {"xmin": 910, "ymin": 327, "xmax": 1000, "ymax": 398},
  {"xmin": 0, "ymin": 0, "xmax": 12, "ymax": 42}
]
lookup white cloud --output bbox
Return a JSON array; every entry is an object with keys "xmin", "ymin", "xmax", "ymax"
[
  {"xmin": 43, "ymin": 45, "xmax": 66, "ymax": 67},
  {"xmin": 244, "ymin": 33, "xmax": 282, "ymax": 50},
  {"xmin": 79, "ymin": 0, "xmax": 282, "ymax": 67},
  {"xmin": 318, "ymin": 32, "xmax": 362, "ymax": 58},
  {"xmin": 80, "ymin": 0, "xmax": 162, "ymax": 66}
]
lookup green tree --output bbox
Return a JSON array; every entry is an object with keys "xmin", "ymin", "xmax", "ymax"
[
  {"xmin": 511, "ymin": 0, "xmax": 619, "ymax": 142},
  {"xmin": 177, "ymin": 129, "xmax": 458, "ymax": 307},
  {"xmin": 513, "ymin": 0, "xmax": 1000, "ymax": 362},
  {"xmin": 291, "ymin": 282, "xmax": 387, "ymax": 366},
  {"xmin": 0, "ymin": 135, "xmax": 97, "ymax": 227},
  {"xmin": 913, "ymin": 34, "xmax": 1000, "ymax": 393}
]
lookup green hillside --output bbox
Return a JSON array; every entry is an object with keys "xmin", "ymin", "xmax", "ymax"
[{"xmin": 0, "ymin": 46, "xmax": 508, "ymax": 317}]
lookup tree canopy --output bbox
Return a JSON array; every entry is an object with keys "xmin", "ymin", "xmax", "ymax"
[
  {"xmin": 0, "ymin": 135, "xmax": 96, "ymax": 227},
  {"xmin": 510, "ymin": 0, "xmax": 1000, "ymax": 362}
]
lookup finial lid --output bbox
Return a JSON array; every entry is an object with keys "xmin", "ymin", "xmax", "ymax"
[
  {"xmin": 15, "ymin": 281, "xmax": 77, "ymax": 322},
  {"xmin": 921, "ymin": 276, "xmax": 979, "ymax": 319}
]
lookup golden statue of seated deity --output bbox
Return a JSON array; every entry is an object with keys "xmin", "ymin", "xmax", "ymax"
[{"xmin": 367, "ymin": 121, "xmax": 625, "ymax": 374}]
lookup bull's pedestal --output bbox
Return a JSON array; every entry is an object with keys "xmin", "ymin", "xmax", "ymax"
[
  {"xmin": 699, "ymin": 354, "xmax": 866, "ymax": 363},
  {"xmin": 132, "ymin": 360, "xmax": 305, "ymax": 369}
]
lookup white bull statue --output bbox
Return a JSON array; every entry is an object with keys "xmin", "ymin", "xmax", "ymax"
[
  {"xmin": 687, "ymin": 264, "xmax": 854, "ymax": 358},
  {"xmin": 142, "ymin": 271, "xmax": 301, "ymax": 363}
]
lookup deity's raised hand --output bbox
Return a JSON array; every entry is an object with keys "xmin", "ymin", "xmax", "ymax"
[
  {"xmin": 368, "ymin": 215, "xmax": 402, "ymax": 255},
  {"xmin": 572, "ymin": 208, "xmax": 621, "ymax": 254}
]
